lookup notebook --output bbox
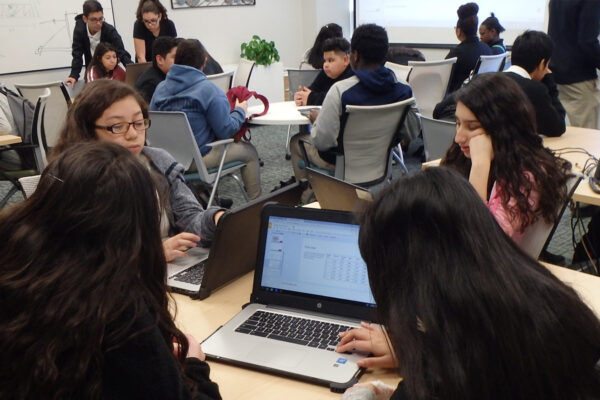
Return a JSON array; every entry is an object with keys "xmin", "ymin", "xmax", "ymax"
[
  {"xmin": 124, "ymin": 62, "xmax": 152, "ymax": 87},
  {"xmin": 167, "ymin": 182, "xmax": 303, "ymax": 299},
  {"xmin": 201, "ymin": 204, "xmax": 376, "ymax": 391},
  {"xmin": 306, "ymin": 167, "xmax": 373, "ymax": 212}
]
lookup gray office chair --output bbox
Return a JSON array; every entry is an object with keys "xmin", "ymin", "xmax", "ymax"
[
  {"xmin": 521, "ymin": 175, "xmax": 582, "ymax": 259},
  {"xmin": 146, "ymin": 111, "xmax": 248, "ymax": 207},
  {"xmin": 472, "ymin": 52, "xmax": 508, "ymax": 75},
  {"xmin": 420, "ymin": 115, "xmax": 456, "ymax": 161},
  {"xmin": 407, "ymin": 58, "xmax": 456, "ymax": 118},
  {"xmin": 284, "ymin": 68, "xmax": 321, "ymax": 159},
  {"xmin": 232, "ymin": 58, "xmax": 255, "ymax": 88},
  {"xmin": 15, "ymin": 81, "xmax": 71, "ymax": 168},
  {"xmin": 207, "ymin": 70, "xmax": 234, "ymax": 93}
]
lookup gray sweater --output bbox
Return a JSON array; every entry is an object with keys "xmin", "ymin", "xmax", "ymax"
[{"xmin": 143, "ymin": 147, "xmax": 220, "ymax": 244}]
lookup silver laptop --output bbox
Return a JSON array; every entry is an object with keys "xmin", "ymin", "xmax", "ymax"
[
  {"xmin": 167, "ymin": 182, "xmax": 303, "ymax": 299},
  {"xmin": 202, "ymin": 204, "xmax": 376, "ymax": 391},
  {"xmin": 306, "ymin": 167, "xmax": 372, "ymax": 212}
]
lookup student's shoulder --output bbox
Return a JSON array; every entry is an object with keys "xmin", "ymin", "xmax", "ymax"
[{"xmin": 330, "ymin": 75, "xmax": 360, "ymax": 92}]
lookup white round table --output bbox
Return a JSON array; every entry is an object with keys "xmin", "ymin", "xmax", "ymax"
[{"xmin": 247, "ymin": 101, "xmax": 312, "ymax": 126}]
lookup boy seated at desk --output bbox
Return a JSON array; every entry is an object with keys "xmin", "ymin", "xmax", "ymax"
[{"xmin": 294, "ymin": 37, "xmax": 354, "ymax": 106}]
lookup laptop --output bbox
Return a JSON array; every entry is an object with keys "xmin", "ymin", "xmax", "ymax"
[
  {"xmin": 125, "ymin": 62, "xmax": 152, "ymax": 87},
  {"xmin": 306, "ymin": 167, "xmax": 372, "ymax": 212},
  {"xmin": 202, "ymin": 204, "xmax": 376, "ymax": 391},
  {"xmin": 167, "ymin": 182, "xmax": 303, "ymax": 300}
]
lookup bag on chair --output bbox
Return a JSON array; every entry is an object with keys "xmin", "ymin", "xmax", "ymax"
[{"xmin": 226, "ymin": 86, "xmax": 269, "ymax": 142}]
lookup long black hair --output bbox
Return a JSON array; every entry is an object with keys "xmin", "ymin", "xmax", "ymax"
[
  {"xmin": 442, "ymin": 73, "xmax": 571, "ymax": 231},
  {"xmin": 358, "ymin": 167, "xmax": 600, "ymax": 400},
  {"xmin": 0, "ymin": 142, "xmax": 191, "ymax": 399},
  {"xmin": 307, "ymin": 23, "xmax": 343, "ymax": 69}
]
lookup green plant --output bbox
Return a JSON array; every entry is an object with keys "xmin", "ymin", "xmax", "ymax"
[{"xmin": 240, "ymin": 35, "xmax": 280, "ymax": 66}]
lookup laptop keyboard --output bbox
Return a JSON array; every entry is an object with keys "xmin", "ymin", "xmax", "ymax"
[
  {"xmin": 235, "ymin": 310, "xmax": 353, "ymax": 350},
  {"xmin": 172, "ymin": 262, "xmax": 205, "ymax": 284}
]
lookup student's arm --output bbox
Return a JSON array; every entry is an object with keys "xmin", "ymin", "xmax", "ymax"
[
  {"xmin": 306, "ymin": 70, "xmax": 330, "ymax": 106},
  {"xmin": 535, "ymin": 73, "xmax": 566, "ymax": 137},
  {"xmin": 204, "ymin": 87, "xmax": 245, "ymax": 140},
  {"xmin": 107, "ymin": 25, "xmax": 133, "ymax": 65},
  {"xmin": 467, "ymin": 134, "xmax": 493, "ymax": 202},
  {"xmin": 336, "ymin": 322, "xmax": 397, "ymax": 369},
  {"xmin": 134, "ymin": 38, "xmax": 147, "ymax": 63},
  {"xmin": 66, "ymin": 25, "xmax": 86, "ymax": 84},
  {"xmin": 310, "ymin": 82, "xmax": 344, "ymax": 151}
]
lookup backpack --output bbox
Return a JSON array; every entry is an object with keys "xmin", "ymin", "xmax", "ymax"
[
  {"xmin": 226, "ymin": 86, "xmax": 269, "ymax": 142},
  {"xmin": 0, "ymin": 85, "xmax": 35, "ymax": 144}
]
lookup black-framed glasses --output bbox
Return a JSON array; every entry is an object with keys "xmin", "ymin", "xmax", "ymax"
[
  {"xmin": 95, "ymin": 118, "xmax": 151, "ymax": 135},
  {"xmin": 143, "ymin": 17, "xmax": 159, "ymax": 24},
  {"xmin": 88, "ymin": 17, "xmax": 105, "ymax": 23}
]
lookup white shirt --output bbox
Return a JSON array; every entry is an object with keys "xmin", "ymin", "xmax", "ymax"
[
  {"xmin": 505, "ymin": 65, "xmax": 531, "ymax": 80},
  {"xmin": 87, "ymin": 24, "xmax": 101, "ymax": 56}
]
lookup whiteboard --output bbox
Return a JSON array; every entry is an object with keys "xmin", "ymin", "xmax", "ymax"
[{"xmin": 0, "ymin": 0, "xmax": 115, "ymax": 75}]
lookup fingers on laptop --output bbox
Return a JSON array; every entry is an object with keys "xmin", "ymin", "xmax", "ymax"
[{"xmin": 163, "ymin": 232, "xmax": 201, "ymax": 262}]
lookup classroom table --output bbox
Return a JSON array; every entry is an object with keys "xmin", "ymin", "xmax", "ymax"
[
  {"xmin": 0, "ymin": 134, "xmax": 22, "ymax": 146},
  {"xmin": 171, "ymin": 263, "xmax": 600, "ymax": 399},
  {"xmin": 422, "ymin": 126, "xmax": 600, "ymax": 206},
  {"xmin": 247, "ymin": 101, "xmax": 312, "ymax": 126}
]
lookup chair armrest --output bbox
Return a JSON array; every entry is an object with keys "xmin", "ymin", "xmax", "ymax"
[{"xmin": 206, "ymin": 138, "xmax": 234, "ymax": 148}]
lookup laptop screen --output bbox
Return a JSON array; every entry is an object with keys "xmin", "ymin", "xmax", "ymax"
[{"xmin": 260, "ymin": 215, "xmax": 376, "ymax": 307}]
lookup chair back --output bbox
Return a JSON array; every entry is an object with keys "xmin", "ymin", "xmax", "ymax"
[
  {"xmin": 125, "ymin": 62, "xmax": 152, "ymax": 86},
  {"xmin": 473, "ymin": 53, "xmax": 508, "ymax": 75},
  {"xmin": 339, "ymin": 97, "xmax": 416, "ymax": 186},
  {"xmin": 146, "ymin": 111, "xmax": 212, "ymax": 180},
  {"xmin": 15, "ymin": 82, "xmax": 71, "ymax": 159},
  {"xmin": 520, "ymin": 175, "xmax": 582, "ymax": 259},
  {"xmin": 407, "ymin": 58, "xmax": 456, "ymax": 118},
  {"xmin": 420, "ymin": 115, "xmax": 456, "ymax": 161},
  {"xmin": 27, "ymin": 88, "xmax": 51, "ymax": 169},
  {"xmin": 385, "ymin": 61, "xmax": 412, "ymax": 84},
  {"xmin": 232, "ymin": 58, "xmax": 255, "ymax": 88},
  {"xmin": 286, "ymin": 69, "xmax": 321, "ymax": 98},
  {"xmin": 207, "ymin": 70, "xmax": 234, "ymax": 93}
]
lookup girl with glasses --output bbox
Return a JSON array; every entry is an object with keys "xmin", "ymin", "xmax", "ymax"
[
  {"xmin": 53, "ymin": 79, "xmax": 225, "ymax": 263},
  {"xmin": 134, "ymin": 0, "xmax": 177, "ymax": 63}
]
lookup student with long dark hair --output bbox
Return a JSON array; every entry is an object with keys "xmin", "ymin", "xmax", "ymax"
[
  {"xmin": 441, "ymin": 73, "xmax": 571, "ymax": 244},
  {"xmin": 445, "ymin": 2, "xmax": 492, "ymax": 93},
  {"xmin": 134, "ymin": 0, "xmax": 177, "ymax": 63},
  {"xmin": 53, "ymin": 79, "xmax": 224, "ymax": 262},
  {"xmin": 0, "ymin": 142, "xmax": 221, "ymax": 399},
  {"xmin": 85, "ymin": 42, "xmax": 126, "ymax": 82},
  {"xmin": 304, "ymin": 23, "xmax": 343, "ymax": 69},
  {"xmin": 338, "ymin": 167, "xmax": 600, "ymax": 400}
]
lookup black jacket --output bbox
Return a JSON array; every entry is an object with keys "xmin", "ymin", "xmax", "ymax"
[
  {"xmin": 307, "ymin": 65, "xmax": 354, "ymax": 106},
  {"xmin": 548, "ymin": 0, "xmax": 600, "ymax": 84},
  {"xmin": 135, "ymin": 65, "xmax": 166, "ymax": 103},
  {"xmin": 445, "ymin": 36, "xmax": 493, "ymax": 93},
  {"xmin": 69, "ymin": 14, "xmax": 132, "ymax": 80}
]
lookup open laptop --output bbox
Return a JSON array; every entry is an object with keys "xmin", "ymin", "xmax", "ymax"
[
  {"xmin": 202, "ymin": 204, "xmax": 376, "ymax": 391},
  {"xmin": 125, "ymin": 62, "xmax": 152, "ymax": 87},
  {"xmin": 306, "ymin": 167, "xmax": 372, "ymax": 212},
  {"xmin": 167, "ymin": 182, "xmax": 303, "ymax": 299}
]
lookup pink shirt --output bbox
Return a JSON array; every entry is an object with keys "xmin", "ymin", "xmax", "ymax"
[{"xmin": 486, "ymin": 174, "xmax": 540, "ymax": 244}]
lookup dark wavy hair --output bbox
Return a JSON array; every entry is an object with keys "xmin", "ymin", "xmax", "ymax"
[
  {"xmin": 136, "ymin": 0, "xmax": 168, "ymax": 21},
  {"xmin": 88, "ymin": 42, "xmax": 118, "ymax": 78},
  {"xmin": 456, "ymin": 2, "xmax": 479, "ymax": 37},
  {"xmin": 307, "ymin": 23, "xmax": 343, "ymax": 69},
  {"xmin": 441, "ymin": 73, "xmax": 572, "ymax": 231},
  {"xmin": 53, "ymin": 80, "xmax": 149, "ymax": 158},
  {"xmin": 0, "ymin": 142, "xmax": 193, "ymax": 399},
  {"xmin": 358, "ymin": 167, "xmax": 600, "ymax": 400}
]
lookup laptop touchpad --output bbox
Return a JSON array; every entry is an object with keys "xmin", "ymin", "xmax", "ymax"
[{"xmin": 247, "ymin": 345, "xmax": 306, "ymax": 369}]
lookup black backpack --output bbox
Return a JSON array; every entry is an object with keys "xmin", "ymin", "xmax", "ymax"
[{"xmin": 0, "ymin": 85, "xmax": 37, "ymax": 169}]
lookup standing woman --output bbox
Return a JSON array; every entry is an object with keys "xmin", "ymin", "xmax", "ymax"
[
  {"xmin": 442, "ymin": 73, "xmax": 571, "ymax": 244},
  {"xmin": 0, "ymin": 142, "xmax": 222, "ymax": 399},
  {"xmin": 134, "ymin": 0, "xmax": 177, "ymax": 63},
  {"xmin": 445, "ymin": 2, "xmax": 492, "ymax": 93},
  {"xmin": 479, "ymin": 13, "xmax": 506, "ymax": 54}
]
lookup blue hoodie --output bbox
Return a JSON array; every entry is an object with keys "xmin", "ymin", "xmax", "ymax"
[
  {"xmin": 342, "ymin": 66, "xmax": 412, "ymax": 108},
  {"xmin": 150, "ymin": 64, "xmax": 245, "ymax": 155}
]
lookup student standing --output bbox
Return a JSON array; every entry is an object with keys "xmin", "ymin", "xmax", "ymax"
[
  {"xmin": 134, "ymin": 0, "xmax": 177, "ymax": 63},
  {"xmin": 442, "ymin": 73, "xmax": 571, "ymax": 244},
  {"xmin": 53, "ymin": 80, "xmax": 224, "ymax": 262},
  {"xmin": 338, "ymin": 167, "xmax": 600, "ymax": 400},
  {"xmin": 64, "ymin": 0, "xmax": 132, "ymax": 88},
  {"xmin": 548, "ymin": 0, "xmax": 600, "ymax": 129},
  {"xmin": 294, "ymin": 37, "xmax": 354, "ymax": 107},
  {"xmin": 445, "ymin": 2, "xmax": 492, "ymax": 93},
  {"xmin": 0, "ymin": 142, "xmax": 222, "ymax": 399},
  {"xmin": 85, "ymin": 42, "xmax": 126, "ymax": 82}
]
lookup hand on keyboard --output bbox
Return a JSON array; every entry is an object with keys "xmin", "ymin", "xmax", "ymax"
[{"xmin": 336, "ymin": 321, "xmax": 397, "ymax": 369}]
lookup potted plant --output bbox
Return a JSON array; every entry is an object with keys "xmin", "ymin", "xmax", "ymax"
[{"xmin": 240, "ymin": 35, "xmax": 284, "ymax": 104}]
